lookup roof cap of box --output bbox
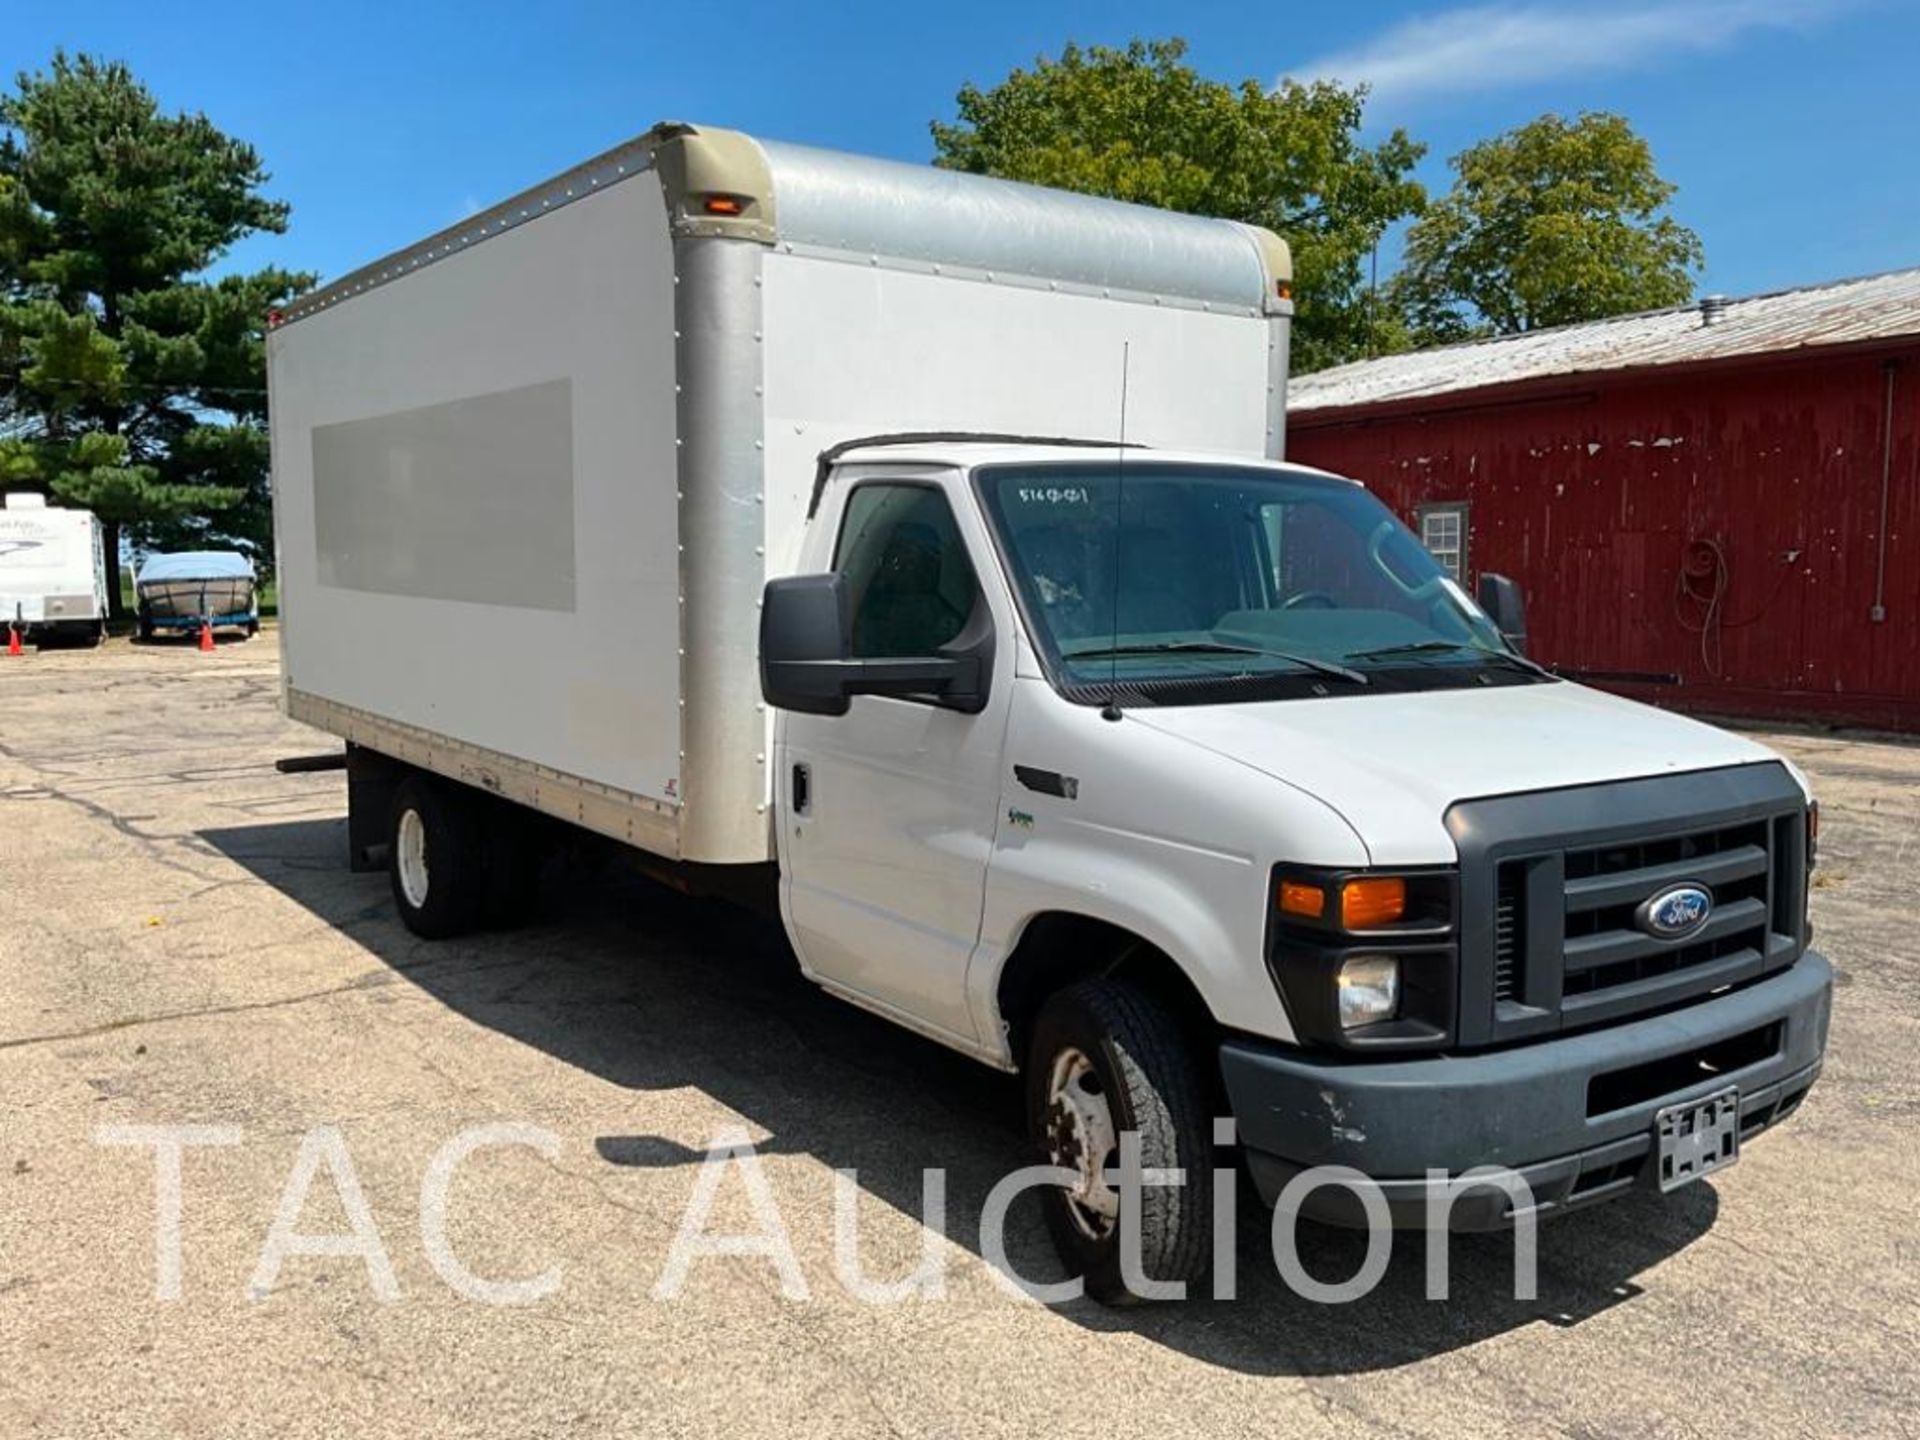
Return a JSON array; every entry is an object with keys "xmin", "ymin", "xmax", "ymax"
[{"xmin": 279, "ymin": 121, "xmax": 1288, "ymax": 326}]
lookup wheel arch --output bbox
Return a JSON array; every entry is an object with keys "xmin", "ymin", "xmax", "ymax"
[{"xmin": 993, "ymin": 911, "xmax": 1221, "ymax": 1077}]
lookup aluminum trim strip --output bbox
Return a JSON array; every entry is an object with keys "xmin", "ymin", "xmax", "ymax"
[
  {"xmin": 286, "ymin": 689, "xmax": 682, "ymax": 856},
  {"xmin": 767, "ymin": 238, "xmax": 1265, "ymax": 318},
  {"xmin": 278, "ymin": 140, "xmax": 664, "ymax": 325}
]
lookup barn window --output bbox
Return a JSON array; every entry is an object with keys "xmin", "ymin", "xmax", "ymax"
[{"xmin": 1416, "ymin": 503, "xmax": 1469, "ymax": 582}]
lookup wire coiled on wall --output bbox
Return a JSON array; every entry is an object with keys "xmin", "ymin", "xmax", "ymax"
[{"xmin": 1673, "ymin": 536, "xmax": 1802, "ymax": 679}]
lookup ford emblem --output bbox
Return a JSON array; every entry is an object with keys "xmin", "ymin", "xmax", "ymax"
[{"xmin": 1636, "ymin": 883, "xmax": 1713, "ymax": 940}]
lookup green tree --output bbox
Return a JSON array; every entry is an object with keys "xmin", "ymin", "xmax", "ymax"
[
  {"xmin": 0, "ymin": 53, "xmax": 309, "ymax": 611},
  {"xmin": 1393, "ymin": 112, "xmax": 1702, "ymax": 341},
  {"xmin": 931, "ymin": 38, "xmax": 1426, "ymax": 372}
]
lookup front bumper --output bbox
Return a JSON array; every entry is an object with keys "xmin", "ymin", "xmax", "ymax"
[
  {"xmin": 1221, "ymin": 951, "xmax": 1832, "ymax": 1228},
  {"xmin": 3, "ymin": 596, "xmax": 99, "ymax": 629},
  {"xmin": 148, "ymin": 611, "xmax": 256, "ymax": 630}
]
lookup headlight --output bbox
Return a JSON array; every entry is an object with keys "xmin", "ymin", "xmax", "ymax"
[
  {"xmin": 1267, "ymin": 865, "xmax": 1456, "ymax": 1050},
  {"xmin": 1337, "ymin": 955, "xmax": 1399, "ymax": 1029}
]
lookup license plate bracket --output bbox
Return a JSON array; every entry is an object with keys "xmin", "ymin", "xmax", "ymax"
[{"xmin": 1654, "ymin": 1085, "xmax": 1741, "ymax": 1192}]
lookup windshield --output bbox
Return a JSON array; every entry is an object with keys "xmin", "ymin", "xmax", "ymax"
[{"xmin": 977, "ymin": 461, "xmax": 1544, "ymax": 704}]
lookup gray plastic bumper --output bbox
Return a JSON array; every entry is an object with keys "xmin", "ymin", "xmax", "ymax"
[{"xmin": 1221, "ymin": 952, "xmax": 1832, "ymax": 1227}]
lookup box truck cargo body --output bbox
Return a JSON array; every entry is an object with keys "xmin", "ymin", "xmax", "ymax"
[
  {"xmin": 271, "ymin": 123, "xmax": 1829, "ymax": 1303},
  {"xmin": 269, "ymin": 123, "xmax": 1292, "ymax": 866},
  {"xmin": 0, "ymin": 493, "xmax": 108, "ymax": 645}
]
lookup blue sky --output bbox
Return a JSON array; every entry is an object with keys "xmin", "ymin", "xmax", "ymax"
[{"xmin": 12, "ymin": 1, "xmax": 1918, "ymax": 299}]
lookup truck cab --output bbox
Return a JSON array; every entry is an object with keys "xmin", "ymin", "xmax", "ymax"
[{"xmin": 763, "ymin": 439, "xmax": 1830, "ymax": 1298}]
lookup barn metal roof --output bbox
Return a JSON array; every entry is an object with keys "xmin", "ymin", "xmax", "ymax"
[{"xmin": 1291, "ymin": 266, "xmax": 1920, "ymax": 415}]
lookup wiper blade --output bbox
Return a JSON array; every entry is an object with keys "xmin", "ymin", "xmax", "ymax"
[
  {"xmin": 1064, "ymin": 639, "xmax": 1368, "ymax": 685},
  {"xmin": 1344, "ymin": 640, "xmax": 1466, "ymax": 660},
  {"xmin": 1345, "ymin": 639, "xmax": 1555, "ymax": 679},
  {"xmin": 1475, "ymin": 648, "xmax": 1557, "ymax": 680}
]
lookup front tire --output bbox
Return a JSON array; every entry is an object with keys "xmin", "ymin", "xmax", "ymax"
[
  {"xmin": 1026, "ymin": 979, "xmax": 1214, "ymax": 1304},
  {"xmin": 388, "ymin": 776, "xmax": 489, "ymax": 938}
]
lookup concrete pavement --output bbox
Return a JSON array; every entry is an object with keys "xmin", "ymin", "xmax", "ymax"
[{"xmin": 1, "ymin": 634, "xmax": 1915, "ymax": 1438}]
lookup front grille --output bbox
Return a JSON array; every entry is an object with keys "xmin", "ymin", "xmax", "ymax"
[
  {"xmin": 1585, "ymin": 1020, "xmax": 1784, "ymax": 1115},
  {"xmin": 1542, "ymin": 816, "xmax": 1775, "ymax": 1014},
  {"xmin": 1449, "ymin": 764, "xmax": 1809, "ymax": 1046},
  {"xmin": 1492, "ymin": 864, "xmax": 1522, "ymax": 1003}
]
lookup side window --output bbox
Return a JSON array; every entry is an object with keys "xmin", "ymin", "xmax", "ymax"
[
  {"xmin": 1417, "ymin": 502, "xmax": 1469, "ymax": 583},
  {"xmin": 835, "ymin": 484, "xmax": 979, "ymax": 659}
]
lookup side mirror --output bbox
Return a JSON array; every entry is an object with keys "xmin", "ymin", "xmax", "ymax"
[
  {"xmin": 1476, "ymin": 572, "xmax": 1529, "ymax": 654},
  {"xmin": 759, "ymin": 573, "xmax": 991, "ymax": 715}
]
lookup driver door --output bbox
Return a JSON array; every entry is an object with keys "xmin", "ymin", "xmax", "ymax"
[{"xmin": 775, "ymin": 476, "xmax": 1013, "ymax": 1049}]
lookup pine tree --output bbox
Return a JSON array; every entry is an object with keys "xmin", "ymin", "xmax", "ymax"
[{"xmin": 0, "ymin": 52, "xmax": 310, "ymax": 613}]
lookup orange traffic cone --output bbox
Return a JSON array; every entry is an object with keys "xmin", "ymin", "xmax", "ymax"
[
  {"xmin": 5, "ymin": 626, "xmax": 21, "ymax": 657},
  {"xmin": 198, "ymin": 620, "xmax": 215, "ymax": 653}
]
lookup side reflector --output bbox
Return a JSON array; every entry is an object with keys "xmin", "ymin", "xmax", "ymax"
[
  {"xmin": 703, "ymin": 195, "xmax": 745, "ymax": 216},
  {"xmin": 1341, "ymin": 877, "xmax": 1407, "ymax": 929},
  {"xmin": 1278, "ymin": 879, "xmax": 1325, "ymax": 919}
]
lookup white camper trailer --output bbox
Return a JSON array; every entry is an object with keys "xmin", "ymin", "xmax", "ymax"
[
  {"xmin": 270, "ymin": 123, "xmax": 1827, "ymax": 1302},
  {"xmin": 0, "ymin": 494, "xmax": 109, "ymax": 647}
]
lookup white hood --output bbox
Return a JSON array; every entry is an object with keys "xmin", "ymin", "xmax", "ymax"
[{"xmin": 1128, "ymin": 680, "xmax": 1790, "ymax": 864}]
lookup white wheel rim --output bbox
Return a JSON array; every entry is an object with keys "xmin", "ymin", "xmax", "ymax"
[
  {"xmin": 397, "ymin": 807, "xmax": 430, "ymax": 909},
  {"xmin": 1044, "ymin": 1046, "xmax": 1121, "ymax": 1240}
]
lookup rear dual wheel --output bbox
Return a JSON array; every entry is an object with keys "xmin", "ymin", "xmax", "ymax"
[
  {"xmin": 389, "ymin": 777, "xmax": 490, "ymax": 938},
  {"xmin": 388, "ymin": 776, "xmax": 545, "ymax": 938}
]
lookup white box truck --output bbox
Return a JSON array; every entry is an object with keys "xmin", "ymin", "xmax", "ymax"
[
  {"xmin": 270, "ymin": 122, "xmax": 1830, "ymax": 1301},
  {"xmin": 0, "ymin": 493, "xmax": 109, "ymax": 647}
]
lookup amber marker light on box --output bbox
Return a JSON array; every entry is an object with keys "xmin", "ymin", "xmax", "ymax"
[{"xmin": 1340, "ymin": 876, "xmax": 1407, "ymax": 929}]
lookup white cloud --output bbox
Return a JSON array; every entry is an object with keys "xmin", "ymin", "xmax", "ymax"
[{"xmin": 1287, "ymin": 0, "xmax": 1844, "ymax": 104}]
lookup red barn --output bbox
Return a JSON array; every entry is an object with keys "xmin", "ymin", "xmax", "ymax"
[{"xmin": 1288, "ymin": 268, "xmax": 1920, "ymax": 732}]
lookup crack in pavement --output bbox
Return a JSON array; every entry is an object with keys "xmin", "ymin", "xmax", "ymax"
[
  {"xmin": 4, "ymin": 781, "xmax": 232, "ymax": 884},
  {"xmin": 0, "ymin": 951, "xmax": 541, "ymax": 1054},
  {"xmin": 0, "ymin": 975, "xmax": 408, "ymax": 1053}
]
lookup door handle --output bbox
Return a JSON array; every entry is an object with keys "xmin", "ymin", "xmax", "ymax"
[
  {"xmin": 1014, "ymin": 764, "xmax": 1078, "ymax": 800},
  {"xmin": 792, "ymin": 762, "xmax": 811, "ymax": 815}
]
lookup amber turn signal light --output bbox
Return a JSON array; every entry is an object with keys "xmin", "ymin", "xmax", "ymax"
[
  {"xmin": 1340, "ymin": 877, "xmax": 1407, "ymax": 929},
  {"xmin": 703, "ymin": 195, "xmax": 745, "ymax": 216},
  {"xmin": 1277, "ymin": 879, "xmax": 1325, "ymax": 919}
]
